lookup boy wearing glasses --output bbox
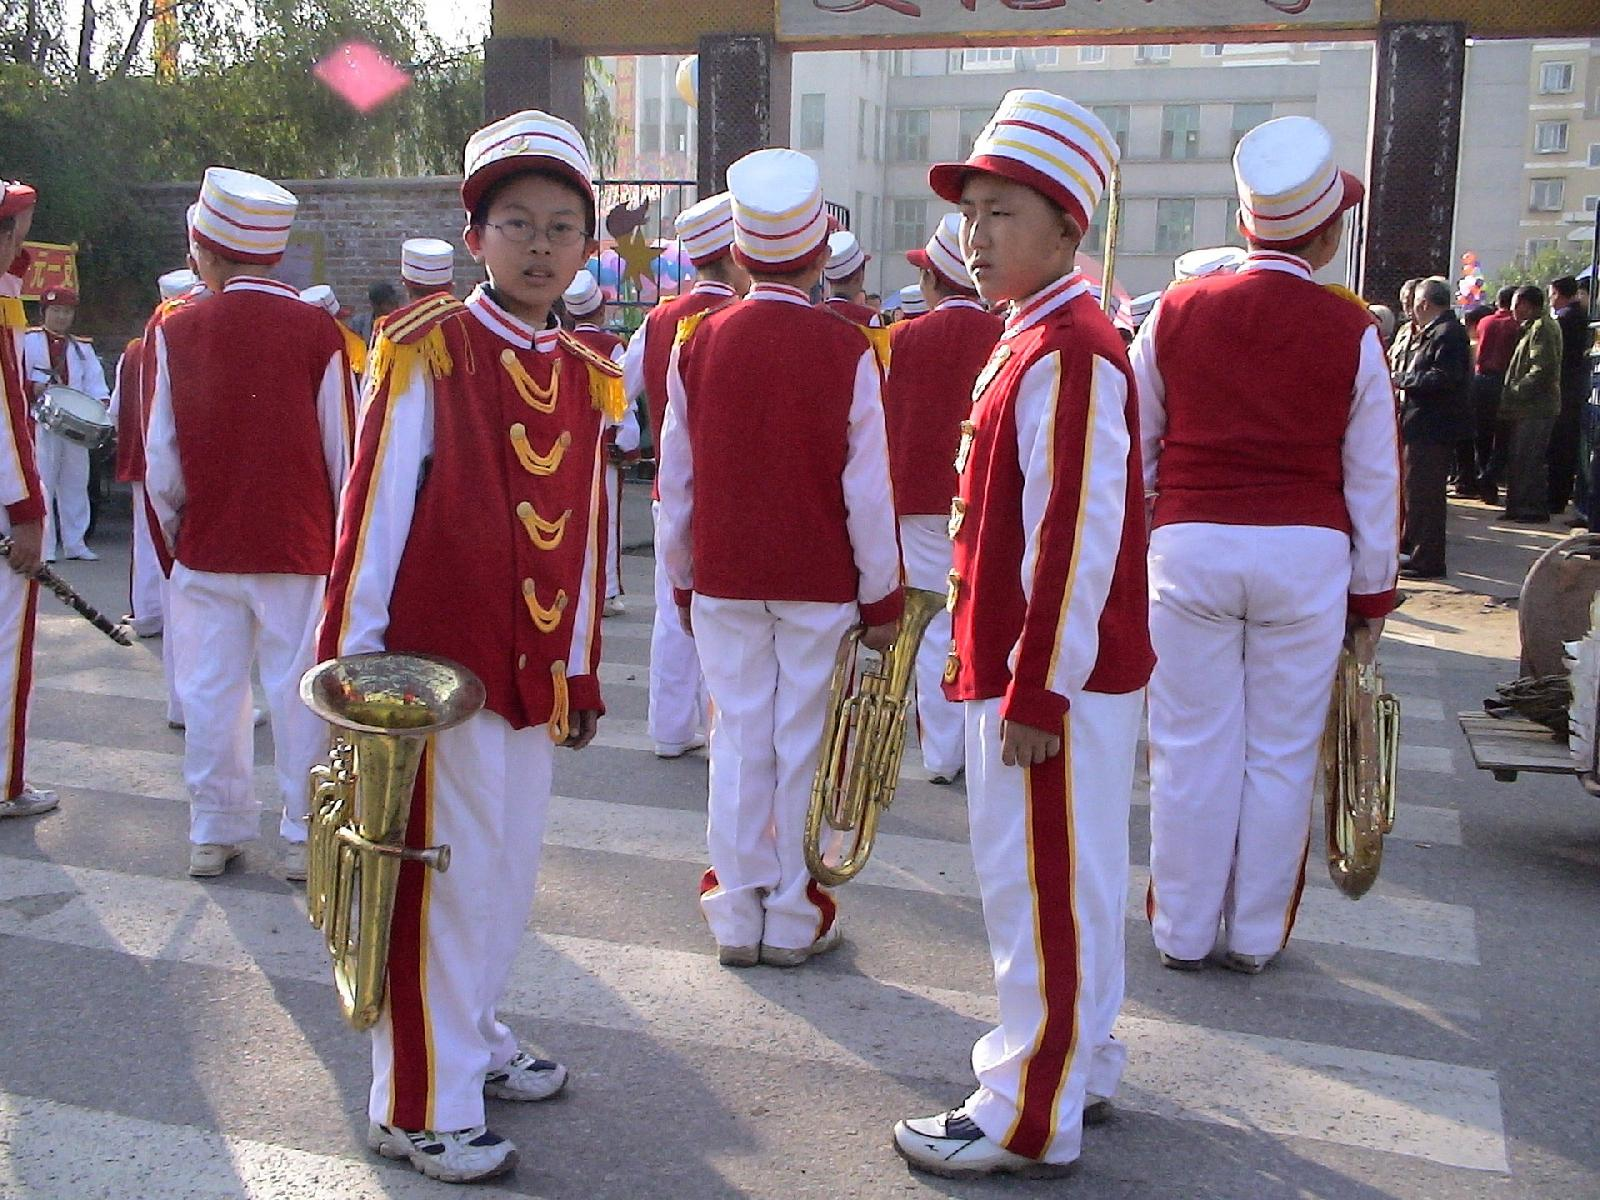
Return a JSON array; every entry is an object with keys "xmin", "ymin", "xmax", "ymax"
[{"xmin": 319, "ymin": 110, "xmax": 625, "ymax": 1184}]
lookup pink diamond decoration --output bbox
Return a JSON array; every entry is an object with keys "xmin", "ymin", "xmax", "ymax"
[{"xmin": 313, "ymin": 40, "xmax": 412, "ymax": 114}]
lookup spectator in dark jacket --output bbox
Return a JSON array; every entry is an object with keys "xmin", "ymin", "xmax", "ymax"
[
  {"xmin": 1394, "ymin": 276, "xmax": 1470, "ymax": 578},
  {"xmin": 1548, "ymin": 275, "xmax": 1595, "ymax": 523}
]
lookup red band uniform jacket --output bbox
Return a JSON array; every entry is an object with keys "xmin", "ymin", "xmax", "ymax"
[{"xmin": 0, "ymin": 260, "xmax": 45, "ymax": 524}]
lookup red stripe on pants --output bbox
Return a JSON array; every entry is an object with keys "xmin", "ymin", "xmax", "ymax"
[
  {"xmin": 6, "ymin": 581, "xmax": 37, "ymax": 798},
  {"xmin": 386, "ymin": 748, "xmax": 434, "ymax": 1130},
  {"xmin": 805, "ymin": 878, "xmax": 837, "ymax": 939}
]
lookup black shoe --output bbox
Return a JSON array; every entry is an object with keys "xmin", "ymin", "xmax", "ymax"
[
  {"xmin": 1501, "ymin": 511, "xmax": 1549, "ymax": 523},
  {"xmin": 1566, "ymin": 515, "xmax": 1590, "ymax": 529},
  {"xmin": 1479, "ymin": 486, "xmax": 1500, "ymax": 505},
  {"xmin": 1399, "ymin": 566, "xmax": 1446, "ymax": 580}
]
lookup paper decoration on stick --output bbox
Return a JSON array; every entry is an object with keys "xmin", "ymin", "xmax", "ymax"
[{"xmin": 314, "ymin": 41, "xmax": 412, "ymax": 114}]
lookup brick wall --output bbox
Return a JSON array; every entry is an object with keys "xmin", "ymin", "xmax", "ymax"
[{"xmin": 135, "ymin": 176, "xmax": 485, "ymax": 313}]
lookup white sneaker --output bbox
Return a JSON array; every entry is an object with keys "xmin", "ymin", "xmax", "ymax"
[
  {"xmin": 759, "ymin": 921, "xmax": 843, "ymax": 968},
  {"xmin": 66, "ymin": 548, "xmax": 98, "ymax": 561},
  {"xmin": 282, "ymin": 842, "xmax": 307, "ymax": 882},
  {"xmin": 1222, "ymin": 950, "xmax": 1276, "ymax": 975},
  {"xmin": 367, "ymin": 1122, "xmax": 517, "ymax": 1183},
  {"xmin": 717, "ymin": 942, "xmax": 760, "ymax": 968},
  {"xmin": 0, "ymin": 786, "xmax": 58, "ymax": 819},
  {"xmin": 653, "ymin": 736, "xmax": 706, "ymax": 759},
  {"xmin": 188, "ymin": 843, "xmax": 242, "ymax": 877},
  {"xmin": 928, "ymin": 767, "xmax": 964, "ymax": 786},
  {"xmin": 893, "ymin": 1107, "xmax": 1074, "ymax": 1179},
  {"xmin": 484, "ymin": 1051, "xmax": 568, "ymax": 1102},
  {"xmin": 602, "ymin": 596, "xmax": 627, "ymax": 618}
]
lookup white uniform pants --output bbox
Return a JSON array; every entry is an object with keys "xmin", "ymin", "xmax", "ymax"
[
  {"xmin": 1146, "ymin": 523, "xmax": 1349, "ymax": 960},
  {"xmin": 160, "ymin": 572, "xmax": 183, "ymax": 726},
  {"xmin": 371, "ymin": 711, "xmax": 553, "ymax": 1132},
  {"xmin": 128, "ymin": 482, "xmax": 164, "ymax": 635},
  {"xmin": 34, "ymin": 428, "xmax": 90, "ymax": 558},
  {"xmin": 167, "ymin": 565, "xmax": 327, "ymax": 846},
  {"xmin": 0, "ymin": 508, "xmax": 39, "ymax": 800},
  {"xmin": 648, "ymin": 501, "xmax": 705, "ymax": 748},
  {"xmin": 692, "ymin": 594, "xmax": 849, "ymax": 951},
  {"xmin": 604, "ymin": 464, "xmax": 622, "ymax": 600},
  {"xmin": 899, "ymin": 515, "xmax": 963, "ymax": 778},
  {"xmin": 964, "ymin": 691, "xmax": 1143, "ymax": 1166}
]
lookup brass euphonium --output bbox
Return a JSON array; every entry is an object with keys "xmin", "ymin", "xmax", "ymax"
[
  {"xmin": 300, "ymin": 652, "xmax": 486, "ymax": 1029},
  {"xmin": 1321, "ymin": 627, "xmax": 1400, "ymax": 899},
  {"xmin": 805, "ymin": 587, "xmax": 946, "ymax": 886}
]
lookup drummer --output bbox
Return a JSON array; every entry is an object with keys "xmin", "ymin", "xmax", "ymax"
[{"xmin": 22, "ymin": 288, "xmax": 109, "ymax": 562}]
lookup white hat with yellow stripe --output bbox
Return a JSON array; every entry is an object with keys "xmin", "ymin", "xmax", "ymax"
[
  {"xmin": 562, "ymin": 269, "xmax": 604, "ymax": 318},
  {"xmin": 191, "ymin": 166, "xmax": 297, "ymax": 265},
  {"xmin": 1232, "ymin": 115, "xmax": 1363, "ymax": 249},
  {"xmin": 727, "ymin": 148, "xmax": 830, "ymax": 274},
  {"xmin": 401, "ymin": 237, "xmax": 454, "ymax": 287},
  {"xmin": 674, "ymin": 192, "xmax": 736, "ymax": 267},
  {"xmin": 906, "ymin": 213, "xmax": 974, "ymax": 293},
  {"xmin": 823, "ymin": 230, "xmax": 869, "ymax": 282},
  {"xmin": 928, "ymin": 89, "xmax": 1117, "ymax": 240}
]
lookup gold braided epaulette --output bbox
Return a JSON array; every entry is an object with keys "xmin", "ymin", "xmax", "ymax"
[
  {"xmin": 557, "ymin": 329, "xmax": 626, "ymax": 422},
  {"xmin": 674, "ymin": 309, "xmax": 714, "ymax": 346},
  {"xmin": 366, "ymin": 293, "xmax": 463, "ymax": 395},
  {"xmin": 0, "ymin": 299, "xmax": 25, "ymax": 331},
  {"xmin": 1323, "ymin": 283, "xmax": 1372, "ymax": 313},
  {"xmin": 382, "ymin": 292, "xmax": 467, "ymax": 347}
]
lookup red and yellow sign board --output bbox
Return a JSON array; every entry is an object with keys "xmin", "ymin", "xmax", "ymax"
[{"xmin": 17, "ymin": 242, "xmax": 78, "ymax": 303}]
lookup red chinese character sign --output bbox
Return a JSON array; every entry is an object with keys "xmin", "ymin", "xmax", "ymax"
[
  {"xmin": 782, "ymin": 0, "xmax": 1371, "ymax": 39},
  {"xmin": 18, "ymin": 242, "xmax": 78, "ymax": 303}
]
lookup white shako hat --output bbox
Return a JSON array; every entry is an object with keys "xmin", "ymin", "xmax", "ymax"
[
  {"xmin": 401, "ymin": 237, "xmax": 454, "ymax": 287},
  {"xmin": 1173, "ymin": 245, "xmax": 1247, "ymax": 282},
  {"xmin": 191, "ymin": 166, "xmax": 297, "ymax": 265},
  {"xmin": 929, "ymin": 89, "xmax": 1118, "ymax": 239},
  {"xmin": 462, "ymin": 109, "xmax": 596, "ymax": 229},
  {"xmin": 158, "ymin": 268, "xmax": 199, "ymax": 300},
  {"xmin": 299, "ymin": 285, "xmax": 343, "ymax": 317},
  {"xmin": 906, "ymin": 213, "xmax": 974, "ymax": 293},
  {"xmin": 562, "ymin": 269, "xmax": 604, "ymax": 319},
  {"xmin": 1123, "ymin": 290, "xmax": 1161, "ymax": 330},
  {"xmin": 897, "ymin": 284, "xmax": 928, "ymax": 316},
  {"xmin": 674, "ymin": 192, "xmax": 736, "ymax": 267},
  {"xmin": 727, "ymin": 148, "xmax": 830, "ymax": 273},
  {"xmin": 1232, "ymin": 115, "xmax": 1363, "ymax": 249},
  {"xmin": 823, "ymin": 230, "xmax": 869, "ymax": 282}
]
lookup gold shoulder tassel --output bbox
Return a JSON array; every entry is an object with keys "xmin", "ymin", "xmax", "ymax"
[
  {"xmin": 585, "ymin": 362, "xmax": 627, "ymax": 423},
  {"xmin": 548, "ymin": 660, "xmax": 570, "ymax": 743},
  {"xmin": 368, "ymin": 325, "xmax": 453, "ymax": 396},
  {"xmin": 0, "ymin": 296, "xmax": 25, "ymax": 330}
]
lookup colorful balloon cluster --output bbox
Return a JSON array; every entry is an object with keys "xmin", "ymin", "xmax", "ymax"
[
  {"xmin": 1458, "ymin": 251, "xmax": 1485, "ymax": 308},
  {"xmin": 584, "ymin": 240, "xmax": 697, "ymax": 305}
]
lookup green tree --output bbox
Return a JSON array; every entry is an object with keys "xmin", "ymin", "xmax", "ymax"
[{"xmin": 1488, "ymin": 243, "xmax": 1594, "ymax": 297}]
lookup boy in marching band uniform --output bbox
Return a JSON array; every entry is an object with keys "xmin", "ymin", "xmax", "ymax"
[
  {"xmin": 400, "ymin": 236, "xmax": 455, "ymax": 301},
  {"xmin": 0, "ymin": 179, "xmax": 53, "ymax": 820},
  {"xmin": 563, "ymin": 268, "xmax": 640, "ymax": 617},
  {"xmin": 145, "ymin": 168, "xmax": 354, "ymax": 880},
  {"xmin": 657, "ymin": 148, "xmax": 902, "ymax": 968},
  {"xmin": 621, "ymin": 192, "xmax": 747, "ymax": 758},
  {"xmin": 883, "ymin": 213, "xmax": 1002, "ymax": 785},
  {"xmin": 320, "ymin": 109, "xmax": 623, "ymax": 1183},
  {"xmin": 821, "ymin": 229, "xmax": 882, "ymax": 327},
  {"xmin": 893, "ymin": 91, "xmax": 1153, "ymax": 1178}
]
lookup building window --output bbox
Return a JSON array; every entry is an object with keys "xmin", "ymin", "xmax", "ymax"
[
  {"xmin": 961, "ymin": 47, "xmax": 1016, "ymax": 71},
  {"xmin": 1161, "ymin": 105, "xmax": 1201, "ymax": 160},
  {"xmin": 891, "ymin": 109, "xmax": 931, "ymax": 162},
  {"xmin": 1032, "ymin": 47, "xmax": 1060, "ymax": 69},
  {"xmin": 665, "ymin": 98, "xmax": 689, "ymax": 155},
  {"xmin": 1530, "ymin": 178, "xmax": 1565, "ymax": 211},
  {"xmin": 1539, "ymin": 62, "xmax": 1574, "ymax": 94},
  {"xmin": 1202, "ymin": 44, "xmax": 1224, "ymax": 57},
  {"xmin": 1078, "ymin": 45, "xmax": 1107, "ymax": 65},
  {"xmin": 640, "ymin": 97, "xmax": 661, "ymax": 154},
  {"xmin": 873, "ymin": 103, "xmax": 883, "ymax": 161},
  {"xmin": 1082, "ymin": 206, "xmax": 1106, "ymax": 254},
  {"xmin": 1534, "ymin": 120, "xmax": 1568, "ymax": 154},
  {"xmin": 1136, "ymin": 44, "xmax": 1173, "ymax": 63},
  {"xmin": 1231, "ymin": 102, "xmax": 1272, "ymax": 149},
  {"xmin": 1527, "ymin": 238, "xmax": 1559, "ymax": 257},
  {"xmin": 798, "ymin": 93, "xmax": 826, "ymax": 149},
  {"xmin": 1225, "ymin": 198, "xmax": 1247, "ymax": 247},
  {"xmin": 1590, "ymin": 143, "xmax": 1600, "ymax": 168},
  {"xmin": 1585, "ymin": 195, "xmax": 1600, "ymax": 214},
  {"xmin": 959, "ymin": 108, "xmax": 991, "ymax": 159},
  {"xmin": 870, "ymin": 196, "xmax": 881, "ymax": 247},
  {"xmin": 857, "ymin": 99, "xmax": 868, "ymax": 159},
  {"xmin": 891, "ymin": 199, "xmax": 928, "ymax": 252},
  {"xmin": 1092, "ymin": 104, "xmax": 1130, "ymax": 155},
  {"xmin": 1155, "ymin": 198, "xmax": 1196, "ymax": 254}
]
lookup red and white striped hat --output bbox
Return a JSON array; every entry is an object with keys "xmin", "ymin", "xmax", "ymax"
[
  {"xmin": 674, "ymin": 193, "xmax": 735, "ymax": 267},
  {"xmin": 300, "ymin": 284, "xmax": 348, "ymax": 319},
  {"xmin": 823, "ymin": 231, "xmax": 869, "ymax": 282},
  {"xmin": 929, "ymin": 90, "xmax": 1118, "ymax": 238},
  {"xmin": 1233, "ymin": 116, "xmax": 1363, "ymax": 249},
  {"xmin": 191, "ymin": 167, "xmax": 297, "ymax": 265},
  {"xmin": 1, "ymin": 180, "xmax": 36, "ymax": 220},
  {"xmin": 562, "ymin": 269, "xmax": 604, "ymax": 318},
  {"xmin": 727, "ymin": 149, "xmax": 830, "ymax": 274},
  {"xmin": 1173, "ymin": 245, "xmax": 1246, "ymax": 282},
  {"xmin": 158, "ymin": 268, "xmax": 198, "ymax": 300},
  {"xmin": 401, "ymin": 237, "xmax": 454, "ymax": 287},
  {"xmin": 906, "ymin": 213, "xmax": 974, "ymax": 293},
  {"xmin": 462, "ymin": 110, "xmax": 595, "ymax": 227},
  {"xmin": 897, "ymin": 284, "xmax": 928, "ymax": 316}
]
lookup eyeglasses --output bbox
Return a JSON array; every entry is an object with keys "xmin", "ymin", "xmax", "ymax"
[{"xmin": 483, "ymin": 218, "xmax": 588, "ymax": 248}]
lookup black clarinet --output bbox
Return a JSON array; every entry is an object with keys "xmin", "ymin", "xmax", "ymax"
[{"xmin": 0, "ymin": 536, "xmax": 134, "ymax": 646}]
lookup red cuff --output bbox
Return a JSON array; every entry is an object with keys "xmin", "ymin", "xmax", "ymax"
[
  {"xmin": 5, "ymin": 496, "xmax": 46, "ymax": 525},
  {"xmin": 1348, "ymin": 588, "xmax": 1397, "ymax": 620},
  {"xmin": 566, "ymin": 672, "xmax": 605, "ymax": 717},
  {"xmin": 673, "ymin": 587, "xmax": 693, "ymax": 608},
  {"xmin": 859, "ymin": 586, "xmax": 904, "ymax": 628},
  {"xmin": 1000, "ymin": 683, "xmax": 1070, "ymax": 731}
]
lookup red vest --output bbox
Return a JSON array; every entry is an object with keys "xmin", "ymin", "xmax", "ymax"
[
  {"xmin": 946, "ymin": 289, "xmax": 1153, "ymax": 713},
  {"xmin": 160, "ymin": 281, "xmax": 345, "ymax": 575},
  {"xmin": 882, "ymin": 301, "xmax": 1002, "ymax": 516},
  {"xmin": 1150, "ymin": 269, "xmax": 1373, "ymax": 533},
  {"xmin": 676, "ymin": 298, "xmax": 874, "ymax": 604},
  {"xmin": 642, "ymin": 287, "xmax": 736, "ymax": 498},
  {"xmin": 0, "ymin": 306, "xmax": 45, "ymax": 524},
  {"xmin": 822, "ymin": 296, "xmax": 880, "ymax": 327},
  {"xmin": 113, "ymin": 337, "xmax": 143, "ymax": 483}
]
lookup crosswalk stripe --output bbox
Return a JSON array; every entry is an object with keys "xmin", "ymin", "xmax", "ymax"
[
  {"xmin": 0, "ymin": 854, "xmax": 1506, "ymax": 1174},
  {"xmin": 0, "ymin": 1090, "xmax": 535, "ymax": 1199}
]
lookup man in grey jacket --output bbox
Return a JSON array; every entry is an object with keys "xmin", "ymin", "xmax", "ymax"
[{"xmin": 1501, "ymin": 285, "xmax": 1564, "ymax": 523}]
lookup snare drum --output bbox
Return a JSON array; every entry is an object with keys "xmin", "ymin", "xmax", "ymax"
[{"xmin": 33, "ymin": 384, "xmax": 113, "ymax": 449}]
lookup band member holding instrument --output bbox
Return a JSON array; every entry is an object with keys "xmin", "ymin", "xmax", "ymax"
[
  {"xmin": 0, "ymin": 179, "xmax": 54, "ymax": 820},
  {"xmin": 884, "ymin": 213, "xmax": 1001, "ymax": 786},
  {"xmin": 893, "ymin": 91, "xmax": 1152, "ymax": 1179},
  {"xmin": 1134, "ymin": 117, "xmax": 1399, "ymax": 974},
  {"xmin": 145, "ymin": 167, "xmax": 354, "ymax": 881},
  {"xmin": 563, "ymin": 268, "xmax": 639, "ymax": 618},
  {"xmin": 23, "ymin": 287, "xmax": 109, "ymax": 563},
  {"xmin": 319, "ymin": 110, "xmax": 619, "ymax": 1184},
  {"xmin": 657, "ymin": 147, "xmax": 902, "ymax": 969}
]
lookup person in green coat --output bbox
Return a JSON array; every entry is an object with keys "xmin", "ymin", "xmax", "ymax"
[{"xmin": 1500, "ymin": 284, "xmax": 1564, "ymax": 521}]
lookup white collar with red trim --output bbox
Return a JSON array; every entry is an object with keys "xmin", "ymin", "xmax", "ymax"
[
  {"xmin": 222, "ymin": 276, "xmax": 300, "ymax": 299},
  {"xmin": 1003, "ymin": 272, "xmax": 1088, "ymax": 338},
  {"xmin": 691, "ymin": 280, "xmax": 737, "ymax": 299},
  {"xmin": 466, "ymin": 283, "xmax": 560, "ymax": 351},
  {"xmin": 1238, "ymin": 251, "xmax": 1314, "ymax": 281},
  {"xmin": 935, "ymin": 296, "xmax": 987, "ymax": 313},
  {"xmin": 747, "ymin": 282, "xmax": 812, "ymax": 307},
  {"xmin": 574, "ymin": 321, "xmax": 604, "ymax": 333}
]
